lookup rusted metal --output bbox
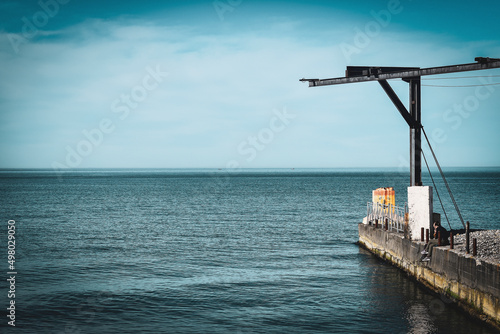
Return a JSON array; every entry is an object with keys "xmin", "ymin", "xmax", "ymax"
[
  {"xmin": 376, "ymin": 77, "xmax": 423, "ymax": 185},
  {"xmin": 384, "ymin": 218, "xmax": 388, "ymax": 231},
  {"xmin": 300, "ymin": 57, "xmax": 500, "ymax": 187},
  {"xmin": 450, "ymin": 232, "xmax": 454, "ymax": 249},
  {"xmin": 378, "ymin": 79, "xmax": 416, "ymax": 128},
  {"xmin": 438, "ymin": 231, "xmax": 442, "ymax": 246},
  {"xmin": 300, "ymin": 58, "xmax": 500, "ymax": 87},
  {"xmin": 473, "ymin": 238, "xmax": 477, "ymax": 256},
  {"xmin": 409, "ymin": 77, "xmax": 422, "ymax": 186},
  {"xmin": 426, "ymin": 229, "xmax": 429, "ymax": 243},
  {"xmin": 346, "ymin": 66, "xmax": 419, "ymax": 78},
  {"xmin": 375, "ymin": 219, "xmax": 378, "ymax": 229},
  {"xmin": 421, "ymin": 227, "xmax": 424, "ymax": 242},
  {"xmin": 475, "ymin": 57, "xmax": 500, "ymax": 63}
]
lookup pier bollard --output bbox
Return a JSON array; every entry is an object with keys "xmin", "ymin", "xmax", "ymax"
[
  {"xmin": 375, "ymin": 219, "xmax": 378, "ymax": 229},
  {"xmin": 473, "ymin": 238, "xmax": 477, "ymax": 256},
  {"xmin": 450, "ymin": 232, "xmax": 453, "ymax": 249},
  {"xmin": 466, "ymin": 221, "xmax": 470, "ymax": 254},
  {"xmin": 426, "ymin": 229, "xmax": 429, "ymax": 243},
  {"xmin": 384, "ymin": 218, "xmax": 388, "ymax": 231},
  {"xmin": 438, "ymin": 231, "xmax": 441, "ymax": 246},
  {"xmin": 421, "ymin": 227, "xmax": 424, "ymax": 241}
]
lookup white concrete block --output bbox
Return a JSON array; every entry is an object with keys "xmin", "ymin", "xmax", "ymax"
[{"xmin": 408, "ymin": 186, "xmax": 433, "ymax": 240}]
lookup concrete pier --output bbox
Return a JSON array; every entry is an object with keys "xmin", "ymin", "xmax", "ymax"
[{"xmin": 358, "ymin": 223, "xmax": 500, "ymax": 331}]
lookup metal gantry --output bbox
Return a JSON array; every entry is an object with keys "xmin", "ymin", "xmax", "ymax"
[{"xmin": 300, "ymin": 57, "xmax": 500, "ymax": 186}]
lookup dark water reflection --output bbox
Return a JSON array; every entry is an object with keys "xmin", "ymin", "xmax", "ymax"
[{"xmin": 358, "ymin": 248, "xmax": 496, "ymax": 334}]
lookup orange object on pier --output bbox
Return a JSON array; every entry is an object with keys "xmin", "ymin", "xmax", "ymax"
[{"xmin": 372, "ymin": 187, "xmax": 395, "ymax": 207}]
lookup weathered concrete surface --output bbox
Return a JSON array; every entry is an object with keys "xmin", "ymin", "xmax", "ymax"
[
  {"xmin": 358, "ymin": 223, "xmax": 500, "ymax": 331},
  {"xmin": 408, "ymin": 186, "xmax": 433, "ymax": 240}
]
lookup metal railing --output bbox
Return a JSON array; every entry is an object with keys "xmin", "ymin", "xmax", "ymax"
[{"xmin": 366, "ymin": 202, "xmax": 408, "ymax": 233}]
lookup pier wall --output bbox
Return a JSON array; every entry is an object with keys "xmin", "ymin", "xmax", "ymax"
[{"xmin": 358, "ymin": 223, "xmax": 500, "ymax": 330}]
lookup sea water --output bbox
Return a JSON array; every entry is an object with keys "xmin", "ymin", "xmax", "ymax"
[{"xmin": 0, "ymin": 168, "xmax": 499, "ymax": 333}]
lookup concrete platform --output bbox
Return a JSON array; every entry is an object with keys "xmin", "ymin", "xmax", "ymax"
[{"xmin": 358, "ymin": 223, "xmax": 500, "ymax": 331}]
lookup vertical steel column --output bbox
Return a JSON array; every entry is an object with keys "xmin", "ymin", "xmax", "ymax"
[{"xmin": 409, "ymin": 77, "xmax": 422, "ymax": 186}]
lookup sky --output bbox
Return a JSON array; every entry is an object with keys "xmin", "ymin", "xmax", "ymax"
[{"xmin": 0, "ymin": 0, "xmax": 499, "ymax": 169}]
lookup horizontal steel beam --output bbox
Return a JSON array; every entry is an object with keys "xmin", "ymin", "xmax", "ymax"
[
  {"xmin": 346, "ymin": 66, "xmax": 420, "ymax": 78},
  {"xmin": 300, "ymin": 58, "xmax": 500, "ymax": 87}
]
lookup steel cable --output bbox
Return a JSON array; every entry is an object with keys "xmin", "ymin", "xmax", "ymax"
[{"xmin": 422, "ymin": 127, "xmax": 466, "ymax": 229}]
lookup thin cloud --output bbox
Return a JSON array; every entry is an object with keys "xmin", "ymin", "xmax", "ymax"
[{"xmin": 0, "ymin": 12, "xmax": 499, "ymax": 168}]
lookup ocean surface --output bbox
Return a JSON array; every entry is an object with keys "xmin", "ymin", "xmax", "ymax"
[{"xmin": 0, "ymin": 168, "xmax": 499, "ymax": 333}]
